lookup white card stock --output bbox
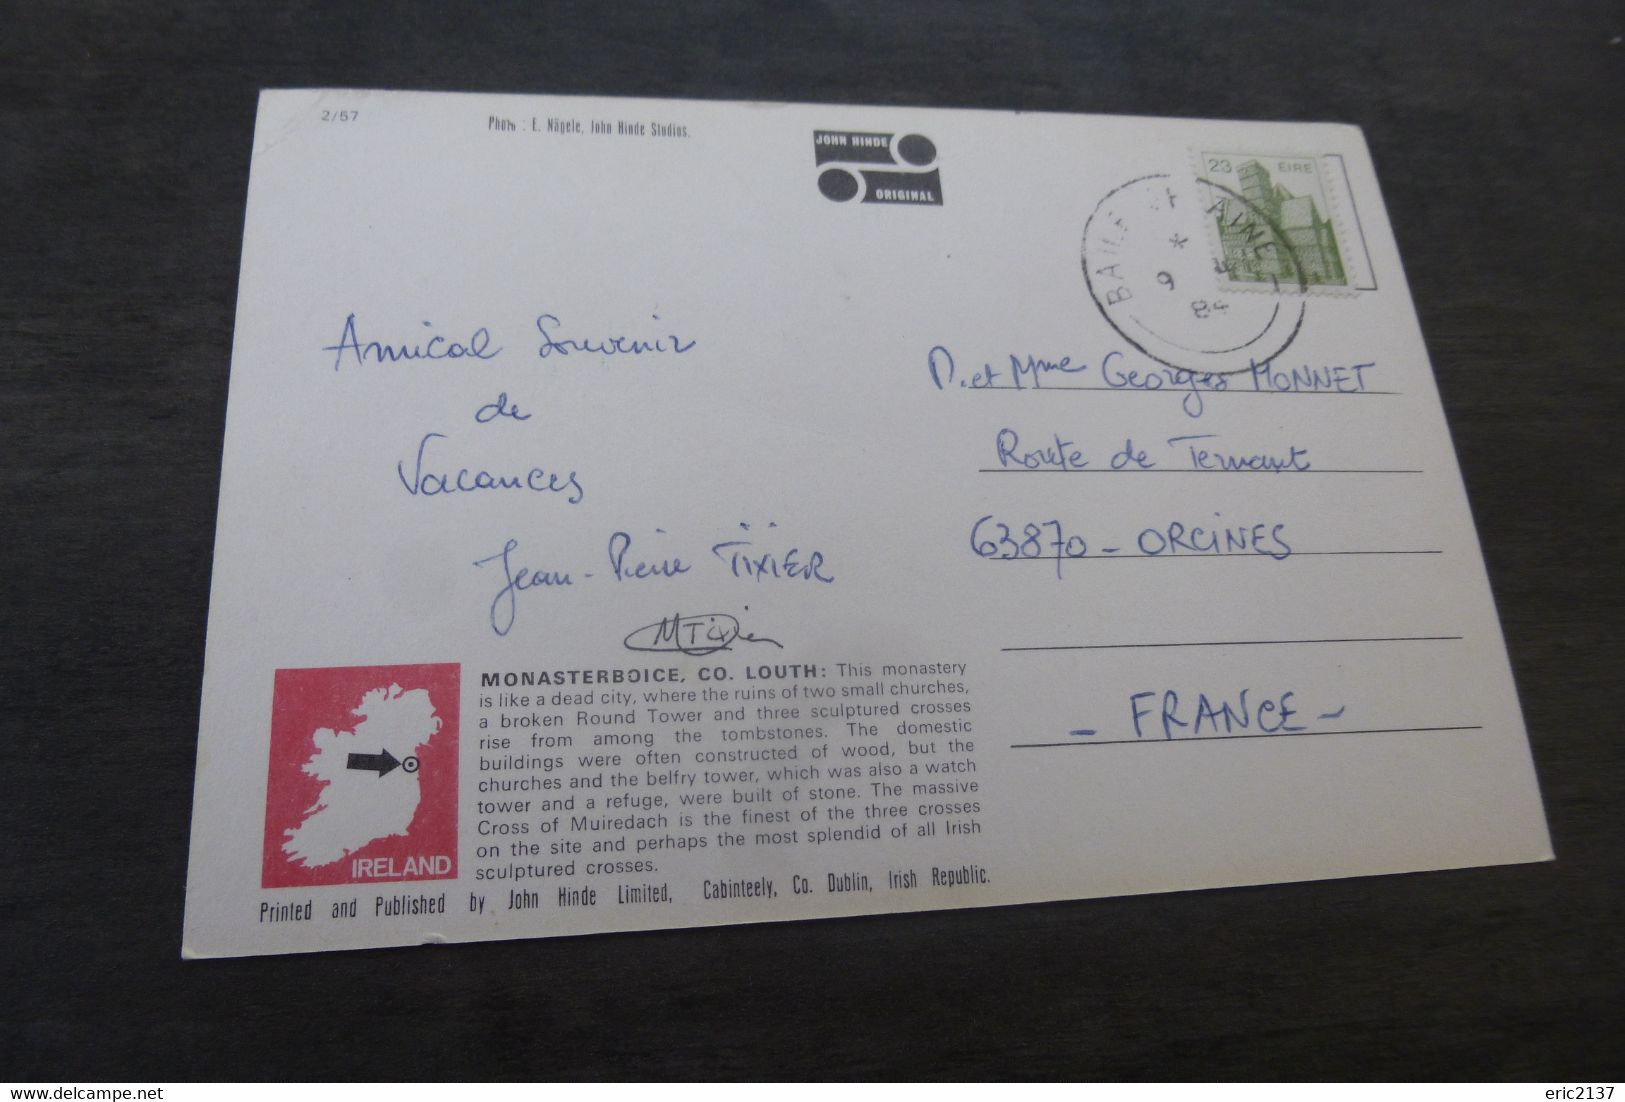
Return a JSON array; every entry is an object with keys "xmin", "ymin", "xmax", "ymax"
[{"xmin": 182, "ymin": 89, "xmax": 1550, "ymax": 957}]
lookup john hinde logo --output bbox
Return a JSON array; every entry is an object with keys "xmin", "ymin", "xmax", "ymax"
[{"xmin": 814, "ymin": 130, "xmax": 942, "ymax": 205}]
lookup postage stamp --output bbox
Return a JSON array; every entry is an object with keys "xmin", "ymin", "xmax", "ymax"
[{"xmin": 1193, "ymin": 151, "xmax": 1375, "ymax": 294}]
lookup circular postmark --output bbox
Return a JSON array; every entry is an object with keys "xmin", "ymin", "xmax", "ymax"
[{"xmin": 1082, "ymin": 173, "xmax": 1308, "ymax": 376}]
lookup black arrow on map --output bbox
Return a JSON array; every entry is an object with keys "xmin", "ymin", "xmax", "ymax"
[{"xmin": 346, "ymin": 749, "xmax": 401, "ymax": 777}]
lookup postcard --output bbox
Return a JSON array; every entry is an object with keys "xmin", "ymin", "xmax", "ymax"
[{"xmin": 182, "ymin": 89, "xmax": 1550, "ymax": 957}]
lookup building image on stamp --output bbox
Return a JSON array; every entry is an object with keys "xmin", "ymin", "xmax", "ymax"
[
  {"xmin": 1206, "ymin": 156, "xmax": 1347, "ymax": 288},
  {"xmin": 261, "ymin": 663, "xmax": 459, "ymax": 888}
]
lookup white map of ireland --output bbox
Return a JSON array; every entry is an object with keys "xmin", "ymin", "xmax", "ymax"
[{"xmin": 282, "ymin": 683, "xmax": 442, "ymax": 867}]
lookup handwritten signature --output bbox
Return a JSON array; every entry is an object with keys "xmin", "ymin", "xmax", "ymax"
[
  {"xmin": 473, "ymin": 538, "xmax": 573, "ymax": 637},
  {"xmin": 622, "ymin": 612, "xmax": 783, "ymax": 657}
]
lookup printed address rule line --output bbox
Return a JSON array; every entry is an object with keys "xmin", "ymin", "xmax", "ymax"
[
  {"xmin": 1000, "ymin": 635, "xmax": 1464, "ymax": 653},
  {"xmin": 974, "ymin": 467, "xmax": 1425, "ymax": 474},
  {"xmin": 1008, "ymin": 725, "xmax": 1486, "ymax": 749},
  {"xmin": 972, "ymin": 385, "xmax": 1403, "ymax": 396},
  {"xmin": 984, "ymin": 549, "xmax": 1444, "ymax": 561}
]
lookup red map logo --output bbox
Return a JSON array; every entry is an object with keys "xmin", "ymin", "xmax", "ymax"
[{"xmin": 262, "ymin": 663, "xmax": 459, "ymax": 888}]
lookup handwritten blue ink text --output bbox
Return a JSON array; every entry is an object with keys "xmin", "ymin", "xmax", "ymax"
[
  {"xmin": 608, "ymin": 531, "xmax": 692, "ymax": 582},
  {"xmin": 536, "ymin": 313, "xmax": 697, "ymax": 359},
  {"xmin": 397, "ymin": 431, "xmax": 584, "ymax": 503},
  {"xmin": 473, "ymin": 537, "xmax": 573, "ymax": 637},
  {"xmin": 475, "ymin": 392, "xmax": 532, "ymax": 423},
  {"xmin": 1170, "ymin": 433, "xmax": 1311, "ymax": 472},
  {"xmin": 1129, "ymin": 689, "xmax": 1306, "ymax": 740},
  {"xmin": 325, "ymin": 313, "xmax": 501, "ymax": 371}
]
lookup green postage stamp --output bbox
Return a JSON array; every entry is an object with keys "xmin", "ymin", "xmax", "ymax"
[{"xmin": 1194, "ymin": 151, "xmax": 1376, "ymax": 294}]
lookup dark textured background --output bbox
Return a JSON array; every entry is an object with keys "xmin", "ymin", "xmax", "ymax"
[{"xmin": 3, "ymin": 0, "xmax": 1621, "ymax": 1081}]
